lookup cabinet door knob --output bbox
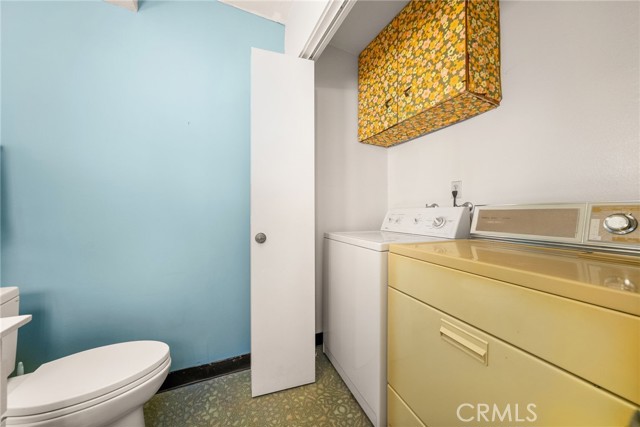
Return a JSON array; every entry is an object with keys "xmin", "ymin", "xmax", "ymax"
[{"xmin": 255, "ymin": 233, "xmax": 267, "ymax": 244}]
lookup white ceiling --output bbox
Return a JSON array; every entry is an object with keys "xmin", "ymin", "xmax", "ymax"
[
  {"xmin": 217, "ymin": 0, "xmax": 410, "ymax": 58},
  {"xmin": 218, "ymin": 0, "xmax": 292, "ymax": 25},
  {"xmin": 328, "ymin": 0, "xmax": 409, "ymax": 56}
]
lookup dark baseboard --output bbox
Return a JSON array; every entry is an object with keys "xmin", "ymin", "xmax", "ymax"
[
  {"xmin": 159, "ymin": 333, "xmax": 324, "ymax": 392},
  {"xmin": 158, "ymin": 353, "xmax": 251, "ymax": 392}
]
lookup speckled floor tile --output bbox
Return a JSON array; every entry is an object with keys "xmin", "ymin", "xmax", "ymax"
[{"xmin": 144, "ymin": 348, "xmax": 373, "ymax": 427}]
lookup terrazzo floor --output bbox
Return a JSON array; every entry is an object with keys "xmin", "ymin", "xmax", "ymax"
[{"xmin": 144, "ymin": 348, "xmax": 373, "ymax": 427}]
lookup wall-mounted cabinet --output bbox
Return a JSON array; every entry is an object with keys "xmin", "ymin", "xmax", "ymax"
[{"xmin": 358, "ymin": 0, "xmax": 502, "ymax": 147}]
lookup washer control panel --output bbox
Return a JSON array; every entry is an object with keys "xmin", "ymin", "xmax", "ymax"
[{"xmin": 381, "ymin": 207, "xmax": 471, "ymax": 239}]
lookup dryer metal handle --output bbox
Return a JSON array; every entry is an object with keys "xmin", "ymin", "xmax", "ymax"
[{"xmin": 440, "ymin": 320, "xmax": 488, "ymax": 365}]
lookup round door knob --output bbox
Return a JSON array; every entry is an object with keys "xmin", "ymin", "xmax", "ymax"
[
  {"xmin": 255, "ymin": 233, "xmax": 267, "ymax": 244},
  {"xmin": 603, "ymin": 213, "xmax": 638, "ymax": 235}
]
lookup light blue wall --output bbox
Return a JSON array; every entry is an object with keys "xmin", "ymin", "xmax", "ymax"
[{"xmin": 1, "ymin": 0, "xmax": 283, "ymax": 372}]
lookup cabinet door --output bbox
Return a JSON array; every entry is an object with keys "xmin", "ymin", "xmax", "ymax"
[
  {"xmin": 466, "ymin": 0, "xmax": 502, "ymax": 102},
  {"xmin": 379, "ymin": 18, "xmax": 400, "ymax": 131},
  {"xmin": 358, "ymin": 42, "xmax": 378, "ymax": 141},
  {"xmin": 358, "ymin": 19, "xmax": 399, "ymax": 141},
  {"xmin": 397, "ymin": 0, "xmax": 467, "ymax": 123}
]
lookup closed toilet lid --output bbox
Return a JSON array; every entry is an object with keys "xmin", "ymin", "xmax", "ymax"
[{"xmin": 7, "ymin": 341, "xmax": 170, "ymax": 417}]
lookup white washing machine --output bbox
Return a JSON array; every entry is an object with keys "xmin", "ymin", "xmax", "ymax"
[{"xmin": 323, "ymin": 207, "xmax": 471, "ymax": 427}]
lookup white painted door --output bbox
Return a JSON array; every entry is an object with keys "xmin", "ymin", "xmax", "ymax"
[{"xmin": 250, "ymin": 48, "xmax": 315, "ymax": 397}]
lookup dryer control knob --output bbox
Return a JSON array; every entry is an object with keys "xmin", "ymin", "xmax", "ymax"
[
  {"xmin": 433, "ymin": 216, "xmax": 446, "ymax": 228},
  {"xmin": 603, "ymin": 213, "xmax": 638, "ymax": 235}
]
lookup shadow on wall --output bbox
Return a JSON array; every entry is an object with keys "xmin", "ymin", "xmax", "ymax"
[
  {"xmin": 137, "ymin": 1, "xmax": 155, "ymax": 12},
  {"xmin": 12, "ymin": 291, "xmax": 52, "ymax": 374},
  {"xmin": 1, "ymin": 147, "xmax": 9, "ymax": 263}
]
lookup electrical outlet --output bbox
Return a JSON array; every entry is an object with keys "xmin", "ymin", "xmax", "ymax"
[{"xmin": 451, "ymin": 180, "xmax": 462, "ymax": 198}]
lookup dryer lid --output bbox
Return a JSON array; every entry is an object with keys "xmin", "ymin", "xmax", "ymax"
[
  {"xmin": 7, "ymin": 341, "xmax": 170, "ymax": 417},
  {"xmin": 325, "ymin": 231, "xmax": 442, "ymax": 251}
]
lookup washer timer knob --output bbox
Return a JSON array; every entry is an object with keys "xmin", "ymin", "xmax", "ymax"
[
  {"xmin": 432, "ymin": 216, "xmax": 446, "ymax": 228},
  {"xmin": 603, "ymin": 213, "xmax": 638, "ymax": 235}
]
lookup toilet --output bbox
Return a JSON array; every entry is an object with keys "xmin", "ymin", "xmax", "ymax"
[{"xmin": 0, "ymin": 287, "xmax": 171, "ymax": 427}]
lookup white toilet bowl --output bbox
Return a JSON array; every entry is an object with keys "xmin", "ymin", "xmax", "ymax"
[{"xmin": 5, "ymin": 341, "xmax": 170, "ymax": 427}]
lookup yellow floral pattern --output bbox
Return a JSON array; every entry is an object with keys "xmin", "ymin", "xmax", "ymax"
[
  {"xmin": 468, "ymin": 0, "xmax": 502, "ymax": 101},
  {"xmin": 358, "ymin": 18, "xmax": 400, "ymax": 141},
  {"xmin": 358, "ymin": 0, "xmax": 501, "ymax": 147},
  {"xmin": 363, "ymin": 92, "xmax": 497, "ymax": 147}
]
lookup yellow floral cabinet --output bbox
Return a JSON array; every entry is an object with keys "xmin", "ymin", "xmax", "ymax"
[{"xmin": 358, "ymin": 0, "xmax": 501, "ymax": 147}]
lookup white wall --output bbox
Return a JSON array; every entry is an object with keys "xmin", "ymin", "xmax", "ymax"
[
  {"xmin": 314, "ymin": 1, "xmax": 639, "ymax": 333},
  {"xmin": 285, "ymin": 0, "xmax": 329, "ymax": 57},
  {"xmin": 388, "ymin": 1, "xmax": 640, "ymax": 208},
  {"xmin": 315, "ymin": 46, "xmax": 388, "ymax": 332}
]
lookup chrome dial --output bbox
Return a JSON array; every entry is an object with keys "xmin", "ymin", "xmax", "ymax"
[
  {"xmin": 603, "ymin": 213, "xmax": 638, "ymax": 235},
  {"xmin": 432, "ymin": 216, "xmax": 446, "ymax": 228}
]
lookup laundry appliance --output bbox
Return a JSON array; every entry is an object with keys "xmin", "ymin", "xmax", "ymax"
[
  {"xmin": 322, "ymin": 207, "xmax": 471, "ymax": 427},
  {"xmin": 387, "ymin": 202, "xmax": 640, "ymax": 426}
]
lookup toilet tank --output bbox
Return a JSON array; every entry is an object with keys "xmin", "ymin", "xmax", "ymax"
[{"xmin": 1, "ymin": 287, "xmax": 20, "ymax": 377}]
